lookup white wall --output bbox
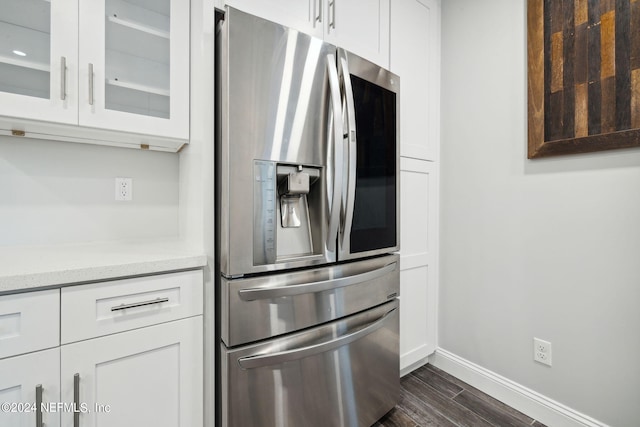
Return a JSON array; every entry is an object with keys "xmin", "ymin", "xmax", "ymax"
[
  {"xmin": 440, "ymin": 1, "xmax": 640, "ymax": 426},
  {"xmin": 0, "ymin": 136, "xmax": 179, "ymax": 246}
]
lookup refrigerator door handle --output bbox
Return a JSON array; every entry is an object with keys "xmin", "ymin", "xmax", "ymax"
[
  {"xmin": 326, "ymin": 54, "xmax": 344, "ymax": 253},
  {"xmin": 237, "ymin": 261, "xmax": 397, "ymax": 301},
  {"xmin": 237, "ymin": 307, "xmax": 398, "ymax": 369},
  {"xmin": 338, "ymin": 50, "xmax": 357, "ymax": 253}
]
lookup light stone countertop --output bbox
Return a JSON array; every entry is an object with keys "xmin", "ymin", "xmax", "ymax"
[{"xmin": 0, "ymin": 239, "xmax": 208, "ymax": 294}]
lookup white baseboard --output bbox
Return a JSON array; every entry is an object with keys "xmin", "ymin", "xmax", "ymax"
[
  {"xmin": 400, "ymin": 355, "xmax": 429, "ymax": 377},
  {"xmin": 400, "ymin": 344, "xmax": 432, "ymax": 375},
  {"xmin": 430, "ymin": 348, "xmax": 609, "ymax": 427}
]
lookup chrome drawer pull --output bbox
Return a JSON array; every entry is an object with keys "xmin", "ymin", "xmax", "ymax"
[{"xmin": 111, "ymin": 297, "xmax": 169, "ymax": 311}]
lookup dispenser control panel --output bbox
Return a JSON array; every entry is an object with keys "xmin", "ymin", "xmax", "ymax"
[{"xmin": 253, "ymin": 160, "xmax": 277, "ymax": 265}]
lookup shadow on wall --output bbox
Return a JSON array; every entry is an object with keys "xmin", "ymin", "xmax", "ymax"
[{"xmin": 524, "ymin": 145, "xmax": 640, "ymax": 175}]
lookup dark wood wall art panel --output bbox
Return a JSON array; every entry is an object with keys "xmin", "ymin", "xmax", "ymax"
[{"xmin": 528, "ymin": 0, "xmax": 640, "ymax": 158}]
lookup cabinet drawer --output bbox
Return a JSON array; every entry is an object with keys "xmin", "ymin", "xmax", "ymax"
[
  {"xmin": 0, "ymin": 290, "xmax": 60, "ymax": 359},
  {"xmin": 61, "ymin": 270, "xmax": 203, "ymax": 344}
]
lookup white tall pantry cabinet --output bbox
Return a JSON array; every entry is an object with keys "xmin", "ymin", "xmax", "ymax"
[{"xmin": 390, "ymin": 0, "xmax": 441, "ymax": 372}]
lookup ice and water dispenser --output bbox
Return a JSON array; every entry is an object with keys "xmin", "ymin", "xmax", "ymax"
[{"xmin": 253, "ymin": 161, "xmax": 323, "ymax": 266}]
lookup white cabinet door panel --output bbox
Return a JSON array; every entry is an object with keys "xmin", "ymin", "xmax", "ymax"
[
  {"xmin": 399, "ymin": 157, "xmax": 438, "ymax": 371},
  {"xmin": 391, "ymin": 0, "xmax": 440, "ymax": 161},
  {"xmin": 61, "ymin": 317, "xmax": 203, "ymax": 427},
  {"xmin": 225, "ymin": 0, "xmax": 323, "ymax": 39},
  {"xmin": 0, "ymin": 0, "xmax": 78, "ymax": 124},
  {"xmin": 0, "ymin": 348, "xmax": 60, "ymax": 427},
  {"xmin": 400, "ymin": 266, "xmax": 431, "ymax": 368},
  {"xmin": 223, "ymin": 0, "xmax": 389, "ymax": 67},
  {"xmin": 324, "ymin": 0, "xmax": 390, "ymax": 67},
  {"xmin": 78, "ymin": 0, "xmax": 190, "ymax": 139}
]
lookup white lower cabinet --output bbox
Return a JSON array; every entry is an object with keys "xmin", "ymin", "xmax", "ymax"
[
  {"xmin": 0, "ymin": 348, "xmax": 61, "ymax": 427},
  {"xmin": 0, "ymin": 270, "xmax": 204, "ymax": 427},
  {"xmin": 61, "ymin": 317, "xmax": 203, "ymax": 427}
]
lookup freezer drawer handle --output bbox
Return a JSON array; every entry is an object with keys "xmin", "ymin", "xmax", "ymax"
[
  {"xmin": 111, "ymin": 297, "xmax": 169, "ymax": 311},
  {"xmin": 237, "ymin": 307, "xmax": 397, "ymax": 369},
  {"xmin": 237, "ymin": 262, "xmax": 396, "ymax": 301}
]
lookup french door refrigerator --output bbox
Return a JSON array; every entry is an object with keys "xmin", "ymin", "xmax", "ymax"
[{"xmin": 215, "ymin": 7, "xmax": 400, "ymax": 427}]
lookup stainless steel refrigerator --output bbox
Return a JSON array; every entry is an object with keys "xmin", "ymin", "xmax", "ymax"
[{"xmin": 215, "ymin": 7, "xmax": 400, "ymax": 427}]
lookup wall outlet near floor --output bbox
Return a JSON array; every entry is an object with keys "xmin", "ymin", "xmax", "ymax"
[
  {"xmin": 533, "ymin": 337, "xmax": 552, "ymax": 366},
  {"xmin": 115, "ymin": 177, "xmax": 133, "ymax": 201}
]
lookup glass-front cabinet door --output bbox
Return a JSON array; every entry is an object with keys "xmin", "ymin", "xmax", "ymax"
[
  {"xmin": 0, "ymin": 0, "xmax": 77, "ymax": 124},
  {"xmin": 78, "ymin": 0, "xmax": 189, "ymax": 139}
]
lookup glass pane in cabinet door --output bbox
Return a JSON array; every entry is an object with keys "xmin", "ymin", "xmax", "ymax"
[
  {"xmin": 104, "ymin": 0, "xmax": 170, "ymax": 119},
  {"xmin": 0, "ymin": 0, "xmax": 51, "ymax": 99}
]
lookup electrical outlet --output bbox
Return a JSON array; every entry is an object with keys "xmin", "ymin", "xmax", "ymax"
[
  {"xmin": 534, "ymin": 338, "xmax": 552, "ymax": 366},
  {"xmin": 115, "ymin": 177, "xmax": 133, "ymax": 201}
]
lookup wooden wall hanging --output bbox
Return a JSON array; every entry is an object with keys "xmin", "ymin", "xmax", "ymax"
[{"xmin": 528, "ymin": 0, "xmax": 640, "ymax": 158}]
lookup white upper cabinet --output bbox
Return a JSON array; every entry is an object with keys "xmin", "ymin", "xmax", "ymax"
[
  {"xmin": 0, "ymin": 0, "xmax": 78, "ymax": 124},
  {"xmin": 224, "ymin": 0, "xmax": 390, "ymax": 67},
  {"xmin": 322, "ymin": 0, "xmax": 389, "ymax": 68},
  {"xmin": 79, "ymin": 0, "xmax": 189, "ymax": 139},
  {"xmin": 0, "ymin": 0, "xmax": 189, "ymax": 150},
  {"xmin": 224, "ymin": 0, "xmax": 322, "ymax": 39},
  {"xmin": 390, "ymin": 0, "xmax": 440, "ymax": 161}
]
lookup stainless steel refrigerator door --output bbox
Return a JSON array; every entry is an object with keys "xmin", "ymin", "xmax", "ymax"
[
  {"xmin": 221, "ymin": 299, "xmax": 399, "ymax": 427},
  {"xmin": 218, "ymin": 7, "xmax": 344, "ymax": 277},
  {"xmin": 221, "ymin": 254, "xmax": 399, "ymax": 347},
  {"xmin": 337, "ymin": 49, "xmax": 401, "ymax": 262}
]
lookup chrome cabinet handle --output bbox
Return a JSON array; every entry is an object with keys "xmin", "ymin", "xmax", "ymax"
[
  {"xmin": 73, "ymin": 374, "xmax": 80, "ymax": 427},
  {"xmin": 338, "ymin": 50, "xmax": 357, "ymax": 252},
  {"xmin": 238, "ymin": 262, "xmax": 396, "ymax": 301},
  {"xmin": 88, "ymin": 63, "xmax": 94, "ymax": 106},
  {"xmin": 313, "ymin": 0, "xmax": 321, "ymax": 26},
  {"xmin": 329, "ymin": 0, "xmax": 336, "ymax": 30},
  {"xmin": 35, "ymin": 384, "xmax": 43, "ymax": 427},
  {"xmin": 60, "ymin": 57, "xmax": 66, "ymax": 101},
  {"xmin": 325, "ymin": 54, "xmax": 344, "ymax": 254},
  {"xmin": 238, "ymin": 307, "xmax": 398, "ymax": 369},
  {"xmin": 111, "ymin": 297, "xmax": 169, "ymax": 311}
]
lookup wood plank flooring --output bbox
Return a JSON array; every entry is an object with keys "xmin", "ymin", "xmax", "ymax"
[{"xmin": 374, "ymin": 364, "xmax": 548, "ymax": 427}]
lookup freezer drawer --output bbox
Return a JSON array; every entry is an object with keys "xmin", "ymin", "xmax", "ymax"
[
  {"xmin": 221, "ymin": 299, "xmax": 399, "ymax": 427},
  {"xmin": 221, "ymin": 254, "xmax": 399, "ymax": 347}
]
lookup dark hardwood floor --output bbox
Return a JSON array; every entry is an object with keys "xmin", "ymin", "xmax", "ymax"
[{"xmin": 374, "ymin": 364, "xmax": 548, "ymax": 427}]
